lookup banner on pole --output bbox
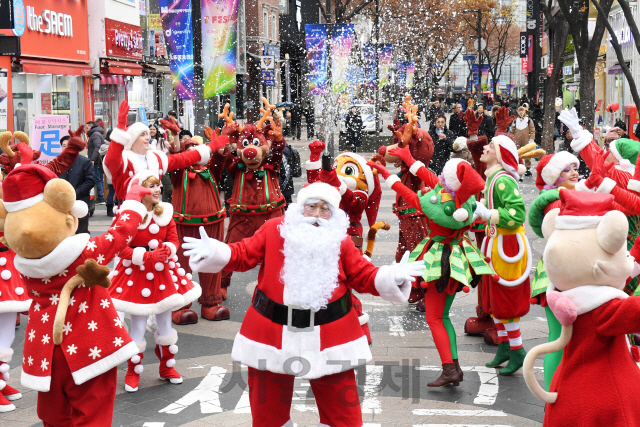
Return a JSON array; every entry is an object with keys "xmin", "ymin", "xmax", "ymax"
[
  {"xmin": 378, "ymin": 44, "xmax": 393, "ymax": 88},
  {"xmin": 363, "ymin": 44, "xmax": 376, "ymax": 87},
  {"xmin": 305, "ymin": 24, "xmax": 328, "ymax": 95},
  {"xmin": 330, "ymin": 24, "xmax": 354, "ymax": 94},
  {"xmin": 158, "ymin": 0, "xmax": 194, "ymax": 100},
  {"xmin": 405, "ymin": 61, "xmax": 415, "ymax": 89},
  {"xmin": 471, "ymin": 64, "xmax": 489, "ymax": 91},
  {"xmin": 396, "ymin": 61, "xmax": 405, "ymax": 88},
  {"xmin": 201, "ymin": 0, "xmax": 238, "ymax": 97}
]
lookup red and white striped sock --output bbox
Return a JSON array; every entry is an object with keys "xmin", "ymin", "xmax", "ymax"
[
  {"xmin": 503, "ymin": 321, "xmax": 523, "ymax": 350},
  {"xmin": 493, "ymin": 317, "xmax": 509, "ymax": 343}
]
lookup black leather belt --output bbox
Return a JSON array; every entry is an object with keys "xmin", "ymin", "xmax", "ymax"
[
  {"xmin": 252, "ymin": 288, "xmax": 352, "ymax": 332},
  {"xmin": 0, "ymin": 247, "xmax": 8, "ymax": 253}
]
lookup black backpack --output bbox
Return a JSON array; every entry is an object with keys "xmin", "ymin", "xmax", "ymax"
[{"xmin": 288, "ymin": 145, "xmax": 302, "ymax": 178}]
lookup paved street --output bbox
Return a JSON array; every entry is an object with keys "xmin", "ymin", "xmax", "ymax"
[{"xmin": 5, "ymin": 130, "xmax": 549, "ymax": 427}]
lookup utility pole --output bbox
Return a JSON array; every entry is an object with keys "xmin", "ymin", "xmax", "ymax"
[
  {"xmin": 477, "ymin": 9, "xmax": 482, "ymax": 96},
  {"xmin": 375, "ymin": 0, "xmax": 380, "ymax": 136},
  {"xmin": 191, "ymin": 0, "xmax": 205, "ymax": 136},
  {"xmin": 325, "ymin": 0, "xmax": 335, "ymax": 157}
]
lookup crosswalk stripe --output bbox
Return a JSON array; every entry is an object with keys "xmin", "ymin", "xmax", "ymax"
[
  {"xmin": 389, "ymin": 316, "xmax": 406, "ymax": 337},
  {"xmin": 159, "ymin": 366, "xmax": 227, "ymax": 414},
  {"xmin": 361, "ymin": 365, "xmax": 384, "ymax": 415},
  {"xmin": 412, "ymin": 409, "xmax": 507, "ymax": 416}
]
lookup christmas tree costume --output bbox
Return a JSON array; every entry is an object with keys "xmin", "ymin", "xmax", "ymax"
[
  {"xmin": 476, "ymin": 135, "xmax": 531, "ymax": 375},
  {"xmin": 370, "ymin": 150, "xmax": 494, "ymax": 387},
  {"xmin": 528, "ymin": 152, "xmax": 580, "ymax": 390}
]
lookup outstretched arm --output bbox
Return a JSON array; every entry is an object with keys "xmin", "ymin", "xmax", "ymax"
[
  {"xmin": 47, "ymin": 126, "xmax": 86, "ymax": 176},
  {"xmin": 368, "ymin": 161, "xmax": 422, "ymax": 212},
  {"xmin": 388, "ymin": 145, "xmax": 439, "ymax": 188}
]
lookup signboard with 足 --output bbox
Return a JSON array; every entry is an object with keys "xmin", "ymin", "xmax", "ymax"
[{"xmin": 31, "ymin": 115, "xmax": 69, "ymax": 165}]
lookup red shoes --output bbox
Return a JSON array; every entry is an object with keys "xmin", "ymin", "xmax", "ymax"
[
  {"xmin": 201, "ymin": 304, "xmax": 230, "ymax": 321},
  {"xmin": 171, "ymin": 304, "xmax": 199, "ymax": 325},
  {"xmin": 0, "ymin": 363, "xmax": 18, "ymax": 412},
  {"xmin": 464, "ymin": 316, "xmax": 496, "ymax": 336},
  {"xmin": 155, "ymin": 345, "xmax": 183, "ymax": 384},
  {"xmin": 125, "ymin": 353, "xmax": 144, "ymax": 392}
]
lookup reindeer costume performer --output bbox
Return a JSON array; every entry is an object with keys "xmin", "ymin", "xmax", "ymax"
[{"xmin": 220, "ymin": 99, "xmax": 287, "ymax": 294}]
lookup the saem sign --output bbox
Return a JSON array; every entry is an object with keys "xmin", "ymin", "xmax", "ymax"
[{"xmin": 26, "ymin": 5, "xmax": 73, "ymax": 37}]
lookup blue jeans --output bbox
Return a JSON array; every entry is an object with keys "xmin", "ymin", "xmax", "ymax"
[
  {"xmin": 94, "ymin": 164, "xmax": 104, "ymax": 199},
  {"xmin": 106, "ymin": 184, "xmax": 115, "ymax": 205}
]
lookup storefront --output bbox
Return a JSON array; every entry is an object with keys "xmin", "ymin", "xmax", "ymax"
[
  {"xmin": 88, "ymin": 0, "xmax": 145, "ymax": 129},
  {"xmin": 0, "ymin": 0, "xmax": 91, "ymax": 136}
]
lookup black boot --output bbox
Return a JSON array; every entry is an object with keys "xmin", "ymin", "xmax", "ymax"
[{"xmin": 106, "ymin": 204, "xmax": 114, "ymax": 217}]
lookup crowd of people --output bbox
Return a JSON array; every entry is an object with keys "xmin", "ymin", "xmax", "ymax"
[{"xmin": 0, "ymin": 94, "xmax": 639, "ymax": 427}]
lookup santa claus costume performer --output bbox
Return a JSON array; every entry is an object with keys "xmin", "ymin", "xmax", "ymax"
[
  {"xmin": 527, "ymin": 152, "xmax": 579, "ymax": 390},
  {"xmin": 5, "ymin": 165, "xmax": 149, "ymax": 426},
  {"xmin": 109, "ymin": 170, "xmax": 201, "ymax": 392},
  {"xmin": 182, "ymin": 182, "xmax": 425, "ymax": 427},
  {"xmin": 473, "ymin": 134, "xmax": 531, "ymax": 375},
  {"xmin": 170, "ymin": 128, "xmax": 231, "ymax": 323}
]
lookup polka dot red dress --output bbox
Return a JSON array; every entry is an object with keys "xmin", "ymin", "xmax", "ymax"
[
  {"xmin": 0, "ymin": 234, "xmax": 31, "ymax": 314},
  {"xmin": 109, "ymin": 203, "xmax": 201, "ymax": 315}
]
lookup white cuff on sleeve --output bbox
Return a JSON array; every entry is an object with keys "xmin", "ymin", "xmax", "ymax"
[
  {"xmin": 305, "ymin": 160, "xmax": 321, "ymax": 170},
  {"xmin": 194, "ymin": 144, "xmax": 212, "ymax": 165},
  {"xmin": 339, "ymin": 181, "xmax": 348, "ymax": 195},
  {"xmin": 386, "ymin": 174, "xmax": 401, "ymax": 189},
  {"xmin": 490, "ymin": 209, "xmax": 500, "ymax": 225},
  {"xmin": 628, "ymin": 179, "xmax": 640, "ymax": 193},
  {"xmin": 110, "ymin": 127, "xmax": 131, "ymax": 147},
  {"xmin": 132, "ymin": 247, "xmax": 146, "ymax": 266},
  {"xmin": 119, "ymin": 200, "xmax": 147, "ymax": 219},
  {"xmin": 409, "ymin": 161, "xmax": 425, "ymax": 176},
  {"xmin": 570, "ymin": 130, "xmax": 593, "ymax": 152},
  {"xmin": 596, "ymin": 177, "xmax": 616, "ymax": 194}
]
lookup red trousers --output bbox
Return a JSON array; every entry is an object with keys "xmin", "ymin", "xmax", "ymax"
[
  {"xmin": 396, "ymin": 216, "xmax": 429, "ymax": 262},
  {"xmin": 222, "ymin": 209, "xmax": 284, "ymax": 287},
  {"xmin": 37, "ymin": 346, "xmax": 117, "ymax": 427},
  {"xmin": 248, "ymin": 368, "xmax": 362, "ymax": 427},
  {"xmin": 177, "ymin": 221, "xmax": 224, "ymax": 306}
]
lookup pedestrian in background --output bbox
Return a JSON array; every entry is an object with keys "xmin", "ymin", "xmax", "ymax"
[
  {"xmin": 304, "ymin": 101, "xmax": 315, "ymax": 139},
  {"xmin": 476, "ymin": 105, "xmax": 495, "ymax": 141},
  {"xmin": 448, "ymin": 103, "xmax": 467, "ymax": 138},
  {"xmin": 291, "ymin": 100, "xmax": 303, "ymax": 140},
  {"xmin": 59, "ymin": 135, "xmax": 95, "ymax": 233},
  {"xmin": 86, "ymin": 120, "xmax": 105, "ymax": 204},
  {"xmin": 428, "ymin": 114, "xmax": 454, "ymax": 175},
  {"xmin": 345, "ymin": 106, "xmax": 363, "ymax": 151}
]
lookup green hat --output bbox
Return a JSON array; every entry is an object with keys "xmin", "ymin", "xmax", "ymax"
[{"xmin": 610, "ymin": 138, "xmax": 640, "ymax": 173}]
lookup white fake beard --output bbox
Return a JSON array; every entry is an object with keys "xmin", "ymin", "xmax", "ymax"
[{"xmin": 279, "ymin": 203, "xmax": 349, "ymax": 312}]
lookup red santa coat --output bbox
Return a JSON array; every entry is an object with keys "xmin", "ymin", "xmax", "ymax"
[
  {"xmin": 545, "ymin": 286, "xmax": 640, "ymax": 427},
  {"xmin": 13, "ymin": 200, "xmax": 147, "ymax": 392},
  {"xmin": 0, "ymin": 238, "xmax": 31, "ymax": 314},
  {"xmin": 104, "ymin": 128, "xmax": 211, "ymax": 201},
  {"xmin": 109, "ymin": 202, "xmax": 201, "ymax": 315},
  {"xmin": 199, "ymin": 217, "xmax": 407, "ymax": 380},
  {"xmin": 572, "ymin": 137, "xmax": 633, "ymax": 188}
]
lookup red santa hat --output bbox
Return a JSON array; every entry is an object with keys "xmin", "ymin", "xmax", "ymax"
[
  {"xmin": 555, "ymin": 190, "xmax": 615, "ymax": 230},
  {"xmin": 493, "ymin": 134, "xmax": 527, "ymax": 180},
  {"xmin": 297, "ymin": 182, "xmax": 341, "ymax": 211},
  {"xmin": 2, "ymin": 164, "xmax": 88, "ymax": 217},
  {"xmin": 441, "ymin": 158, "xmax": 486, "ymax": 222},
  {"xmin": 124, "ymin": 122, "xmax": 151, "ymax": 151},
  {"xmin": 537, "ymin": 151, "xmax": 579, "ymax": 190}
]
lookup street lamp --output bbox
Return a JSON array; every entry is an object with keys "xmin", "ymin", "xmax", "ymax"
[{"xmin": 463, "ymin": 9, "xmax": 482, "ymax": 96}]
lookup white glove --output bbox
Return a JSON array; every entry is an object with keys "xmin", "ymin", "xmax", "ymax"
[
  {"xmin": 182, "ymin": 226, "xmax": 215, "ymax": 263},
  {"xmin": 558, "ymin": 108, "xmax": 582, "ymax": 137},
  {"xmin": 473, "ymin": 202, "xmax": 492, "ymax": 221},
  {"xmin": 394, "ymin": 251, "xmax": 426, "ymax": 285}
]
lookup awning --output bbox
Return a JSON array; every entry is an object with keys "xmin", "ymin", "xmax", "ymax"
[
  {"xmin": 101, "ymin": 60, "xmax": 143, "ymax": 76},
  {"xmin": 142, "ymin": 64, "xmax": 172, "ymax": 77},
  {"xmin": 100, "ymin": 75, "xmax": 126, "ymax": 85},
  {"xmin": 19, "ymin": 59, "xmax": 92, "ymax": 76},
  {"xmin": 608, "ymin": 63, "xmax": 630, "ymax": 75}
]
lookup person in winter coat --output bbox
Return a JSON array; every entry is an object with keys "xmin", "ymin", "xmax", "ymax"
[
  {"xmin": 428, "ymin": 114, "xmax": 455, "ymax": 175},
  {"xmin": 86, "ymin": 122, "xmax": 105, "ymax": 203},
  {"xmin": 449, "ymin": 103, "xmax": 467, "ymax": 138},
  {"xmin": 290, "ymin": 101, "xmax": 303, "ymax": 140},
  {"xmin": 346, "ymin": 107, "xmax": 364, "ymax": 151},
  {"xmin": 476, "ymin": 105, "xmax": 495, "ymax": 141},
  {"xmin": 426, "ymin": 99, "xmax": 445, "ymax": 126},
  {"xmin": 511, "ymin": 106, "xmax": 536, "ymax": 176},
  {"xmin": 58, "ymin": 136, "xmax": 95, "ymax": 234}
]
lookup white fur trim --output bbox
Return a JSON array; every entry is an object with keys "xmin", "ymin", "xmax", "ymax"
[
  {"xmin": 409, "ymin": 161, "xmax": 426, "ymax": 176},
  {"xmin": 165, "ymin": 242, "xmax": 177, "ymax": 258},
  {"xmin": 0, "ymin": 299, "xmax": 32, "ymax": 314},
  {"xmin": 358, "ymin": 312, "xmax": 369, "ymax": 326},
  {"xmin": 596, "ymin": 177, "xmax": 616, "ymax": 194},
  {"xmin": 153, "ymin": 203, "xmax": 174, "ymax": 227},
  {"xmin": 131, "ymin": 247, "xmax": 146, "ymax": 266},
  {"xmin": 194, "ymin": 144, "xmax": 212, "ymax": 166},
  {"xmin": 72, "ymin": 341, "xmax": 139, "ymax": 386},
  {"xmin": 154, "ymin": 329, "xmax": 178, "ymax": 346},
  {"xmin": 297, "ymin": 182, "xmax": 341, "ymax": 211},
  {"xmin": 231, "ymin": 328, "xmax": 372, "ymax": 380},
  {"xmin": 336, "ymin": 152, "xmax": 375, "ymax": 196},
  {"xmin": 374, "ymin": 265, "xmax": 411, "ymax": 303},
  {"xmin": 490, "ymin": 209, "xmax": 500, "ymax": 225},
  {"xmin": 20, "ymin": 371, "xmax": 51, "ymax": 392},
  {"xmin": 121, "ymin": 149, "xmax": 161, "ymax": 176},
  {"xmin": 110, "ymin": 127, "xmax": 131, "ymax": 148},
  {"xmin": 169, "ymin": 345, "xmax": 178, "ymax": 354},
  {"xmin": 575, "ymin": 180, "xmax": 596, "ymax": 193},
  {"xmin": 281, "ymin": 420, "xmax": 294, "ymax": 427},
  {"xmin": 570, "ymin": 130, "xmax": 593, "ymax": 152},
  {"xmin": 555, "ymin": 215, "xmax": 603, "ymax": 229},
  {"xmin": 0, "ymin": 349, "xmax": 13, "ymax": 364},
  {"xmin": 112, "ymin": 293, "xmax": 185, "ymax": 316},
  {"xmin": 517, "ymin": 164, "xmax": 527, "ymax": 176},
  {"xmin": 135, "ymin": 340, "xmax": 147, "ymax": 354},
  {"xmin": 628, "ymin": 179, "xmax": 640, "ymax": 193},
  {"xmin": 453, "ymin": 208, "xmax": 469, "ymax": 222},
  {"xmin": 339, "ymin": 181, "xmax": 348, "ymax": 195},
  {"xmin": 14, "ymin": 234, "xmax": 90, "ymax": 279},
  {"xmin": 548, "ymin": 281, "xmax": 628, "ymax": 316},
  {"xmin": 126, "ymin": 122, "xmax": 151, "ymax": 151},
  {"xmin": 386, "ymin": 174, "xmax": 401, "ymax": 189},
  {"xmin": 441, "ymin": 159, "xmax": 465, "ymax": 191},
  {"xmin": 119, "ymin": 200, "xmax": 147, "ymax": 219},
  {"xmin": 3, "ymin": 193, "xmax": 44, "ymax": 213},
  {"xmin": 156, "ymin": 151, "xmax": 169, "ymax": 175},
  {"xmin": 127, "ymin": 169, "xmax": 157, "ymax": 194},
  {"xmin": 71, "ymin": 200, "xmax": 88, "ymax": 218},
  {"xmin": 616, "ymin": 160, "xmax": 636, "ymax": 174},
  {"xmin": 180, "ymin": 282, "xmax": 202, "ymax": 305},
  {"xmin": 305, "ymin": 160, "xmax": 321, "ymax": 170},
  {"xmin": 609, "ymin": 139, "xmax": 624, "ymax": 163},
  {"xmin": 188, "ymin": 239, "xmax": 232, "ymax": 274},
  {"xmin": 541, "ymin": 151, "xmax": 580, "ymax": 186}
]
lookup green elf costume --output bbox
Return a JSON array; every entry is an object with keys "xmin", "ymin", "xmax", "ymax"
[
  {"xmin": 527, "ymin": 151, "xmax": 580, "ymax": 390},
  {"xmin": 369, "ymin": 150, "xmax": 494, "ymax": 388},
  {"xmin": 473, "ymin": 134, "xmax": 531, "ymax": 376}
]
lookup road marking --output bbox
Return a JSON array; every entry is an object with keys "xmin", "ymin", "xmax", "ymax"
[
  {"xmin": 412, "ymin": 409, "xmax": 507, "ymax": 416},
  {"xmin": 361, "ymin": 365, "xmax": 384, "ymax": 415},
  {"xmin": 159, "ymin": 366, "xmax": 227, "ymax": 414},
  {"xmin": 417, "ymin": 366, "xmax": 500, "ymax": 405},
  {"xmin": 233, "ymin": 387, "xmax": 251, "ymax": 414},
  {"xmin": 389, "ymin": 316, "xmax": 405, "ymax": 337},
  {"xmin": 363, "ymin": 424, "xmax": 382, "ymax": 427},
  {"xmin": 142, "ymin": 424, "xmax": 165, "ymax": 427}
]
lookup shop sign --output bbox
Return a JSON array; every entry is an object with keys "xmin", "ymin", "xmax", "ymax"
[
  {"xmin": 0, "ymin": 69, "xmax": 7, "ymax": 132},
  {"xmin": 105, "ymin": 18, "xmax": 143, "ymax": 60},
  {"xmin": 26, "ymin": 4, "xmax": 73, "ymax": 37},
  {"xmin": 562, "ymin": 65, "xmax": 573, "ymax": 76},
  {"xmin": 521, "ymin": 57, "xmax": 528, "ymax": 75},
  {"xmin": 41, "ymin": 93, "xmax": 52, "ymax": 114},
  {"xmin": 31, "ymin": 114, "xmax": 69, "ymax": 165}
]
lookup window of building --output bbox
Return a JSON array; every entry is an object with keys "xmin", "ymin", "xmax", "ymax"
[
  {"xmin": 272, "ymin": 14, "xmax": 277, "ymax": 40},
  {"xmin": 264, "ymin": 11, "xmax": 268, "ymax": 38}
]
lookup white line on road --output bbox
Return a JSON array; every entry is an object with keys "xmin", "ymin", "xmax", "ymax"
[
  {"xmin": 389, "ymin": 316, "xmax": 405, "ymax": 337},
  {"xmin": 417, "ymin": 366, "xmax": 500, "ymax": 405},
  {"xmin": 412, "ymin": 409, "xmax": 507, "ymax": 416},
  {"xmin": 142, "ymin": 424, "xmax": 166, "ymax": 427},
  {"xmin": 233, "ymin": 387, "xmax": 251, "ymax": 414},
  {"xmin": 361, "ymin": 365, "xmax": 384, "ymax": 415},
  {"xmin": 159, "ymin": 366, "xmax": 227, "ymax": 414}
]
